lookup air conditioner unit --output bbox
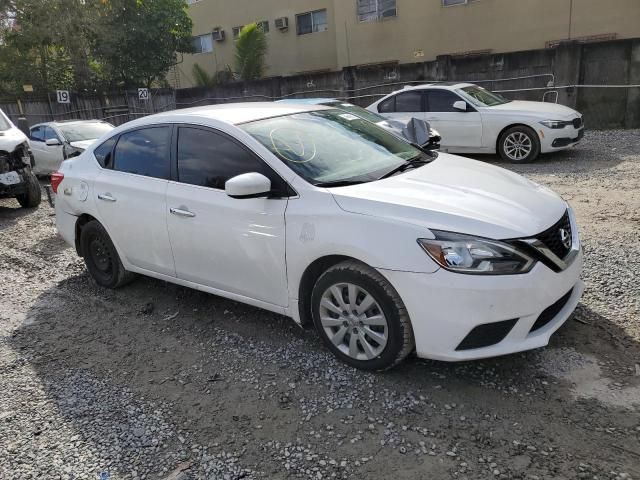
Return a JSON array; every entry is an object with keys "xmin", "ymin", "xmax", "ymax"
[
  {"xmin": 275, "ymin": 17, "xmax": 289, "ymax": 31},
  {"xmin": 212, "ymin": 28, "xmax": 225, "ymax": 42}
]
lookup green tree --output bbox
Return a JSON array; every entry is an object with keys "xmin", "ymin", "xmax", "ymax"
[
  {"xmin": 89, "ymin": 0, "xmax": 194, "ymax": 88},
  {"xmin": 234, "ymin": 23, "xmax": 267, "ymax": 81},
  {"xmin": 192, "ymin": 63, "xmax": 216, "ymax": 87}
]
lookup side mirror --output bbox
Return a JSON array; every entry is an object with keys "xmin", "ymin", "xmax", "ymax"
[
  {"xmin": 453, "ymin": 101, "xmax": 468, "ymax": 112},
  {"xmin": 45, "ymin": 138, "xmax": 62, "ymax": 146},
  {"xmin": 225, "ymin": 172, "xmax": 272, "ymax": 199}
]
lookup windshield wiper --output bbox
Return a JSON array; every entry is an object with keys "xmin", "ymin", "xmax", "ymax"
[
  {"xmin": 378, "ymin": 154, "xmax": 431, "ymax": 180},
  {"xmin": 315, "ymin": 180, "xmax": 367, "ymax": 188}
]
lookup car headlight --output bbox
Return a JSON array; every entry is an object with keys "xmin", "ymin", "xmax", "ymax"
[
  {"xmin": 540, "ymin": 120, "xmax": 567, "ymax": 129},
  {"xmin": 418, "ymin": 231, "xmax": 535, "ymax": 275}
]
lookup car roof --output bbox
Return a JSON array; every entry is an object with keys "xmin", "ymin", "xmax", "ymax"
[
  {"xmin": 31, "ymin": 119, "xmax": 111, "ymax": 128},
  {"xmin": 398, "ymin": 82, "xmax": 475, "ymax": 91},
  {"xmin": 276, "ymin": 98, "xmax": 339, "ymax": 105},
  {"xmin": 128, "ymin": 102, "xmax": 333, "ymax": 127}
]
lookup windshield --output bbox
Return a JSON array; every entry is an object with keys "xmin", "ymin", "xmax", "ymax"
[
  {"xmin": 458, "ymin": 85, "xmax": 511, "ymax": 107},
  {"xmin": 58, "ymin": 122, "xmax": 113, "ymax": 142},
  {"xmin": 242, "ymin": 109, "xmax": 422, "ymax": 186},
  {"xmin": 324, "ymin": 101, "xmax": 388, "ymax": 124},
  {"xmin": 0, "ymin": 110, "xmax": 12, "ymax": 131}
]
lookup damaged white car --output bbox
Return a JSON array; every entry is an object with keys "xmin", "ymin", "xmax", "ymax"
[{"xmin": 0, "ymin": 109, "xmax": 41, "ymax": 208}]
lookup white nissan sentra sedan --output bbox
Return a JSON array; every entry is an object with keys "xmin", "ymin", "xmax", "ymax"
[{"xmin": 52, "ymin": 103, "xmax": 584, "ymax": 370}]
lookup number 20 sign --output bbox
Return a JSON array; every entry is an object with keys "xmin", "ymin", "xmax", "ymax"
[{"xmin": 56, "ymin": 90, "xmax": 70, "ymax": 104}]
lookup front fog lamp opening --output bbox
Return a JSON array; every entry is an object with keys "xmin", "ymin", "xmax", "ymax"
[{"xmin": 418, "ymin": 234, "xmax": 535, "ymax": 275}]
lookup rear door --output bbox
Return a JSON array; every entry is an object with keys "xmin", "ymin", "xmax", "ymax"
[
  {"xmin": 424, "ymin": 89, "xmax": 483, "ymax": 150},
  {"xmin": 166, "ymin": 125, "xmax": 289, "ymax": 307},
  {"xmin": 93, "ymin": 126, "xmax": 175, "ymax": 276},
  {"xmin": 377, "ymin": 90, "xmax": 427, "ymax": 124}
]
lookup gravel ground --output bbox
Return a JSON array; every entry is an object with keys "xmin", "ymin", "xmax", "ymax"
[{"xmin": 1, "ymin": 129, "xmax": 639, "ymax": 480}]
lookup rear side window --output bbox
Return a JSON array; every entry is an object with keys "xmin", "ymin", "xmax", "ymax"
[
  {"xmin": 94, "ymin": 137, "xmax": 117, "ymax": 168},
  {"xmin": 378, "ymin": 97, "xmax": 395, "ymax": 113},
  {"xmin": 426, "ymin": 90, "xmax": 463, "ymax": 112},
  {"xmin": 112, "ymin": 127, "xmax": 171, "ymax": 179},
  {"xmin": 395, "ymin": 91, "xmax": 424, "ymax": 113},
  {"xmin": 177, "ymin": 126, "xmax": 287, "ymax": 193}
]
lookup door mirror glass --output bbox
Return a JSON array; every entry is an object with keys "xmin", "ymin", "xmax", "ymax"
[
  {"xmin": 225, "ymin": 172, "xmax": 272, "ymax": 199},
  {"xmin": 45, "ymin": 138, "xmax": 62, "ymax": 146},
  {"xmin": 453, "ymin": 101, "xmax": 468, "ymax": 112}
]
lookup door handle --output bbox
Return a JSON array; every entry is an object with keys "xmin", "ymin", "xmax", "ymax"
[
  {"xmin": 98, "ymin": 193, "xmax": 116, "ymax": 202},
  {"xmin": 170, "ymin": 207, "xmax": 196, "ymax": 218}
]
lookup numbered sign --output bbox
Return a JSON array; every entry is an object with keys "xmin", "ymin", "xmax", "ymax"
[
  {"xmin": 138, "ymin": 88, "xmax": 150, "ymax": 101},
  {"xmin": 56, "ymin": 90, "xmax": 70, "ymax": 104}
]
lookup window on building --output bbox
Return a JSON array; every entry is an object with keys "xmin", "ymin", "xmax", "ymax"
[
  {"xmin": 113, "ymin": 127, "xmax": 171, "ymax": 180},
  {"xmin": 232, "ymin": 25, "xmax": 244, "ymax": 39},
  {"xmin": 442, "ymin": 0, "xmax": 478, "ymax": 6},
  {"xmin": 258, "ymin": 20, "xmax": 269, "ymax": 33},
  {"xmin": 357, "ymin": 0, "xmax": 397, "ymax": 22},
  {"xmin": 296, "ymin": 9, "xmax": 328, "ymax": 35},
  {"xmin": 192, "ymin": 34, "xmax": 213, "ymax": 54},
  {"xmin": 186, "ymin": 0, "xmax": 201, "ymax": 4}
]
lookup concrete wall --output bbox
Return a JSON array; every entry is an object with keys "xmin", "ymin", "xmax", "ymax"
[
  {"xmin": 174, "ymin": 38, "xmax": 640, "ymax": 130},
  {"xmin": 176, "ymin": 0, "xmax": 640, "ymax": 87}
]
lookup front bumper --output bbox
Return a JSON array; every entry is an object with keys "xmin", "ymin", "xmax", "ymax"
[
  {"xmin": 539, "ymin": 126, "xmax": 584, "ymax": 153},
  {"xmin": 380, "ymin": 248, "xmax": 584, "ymax": 361}
]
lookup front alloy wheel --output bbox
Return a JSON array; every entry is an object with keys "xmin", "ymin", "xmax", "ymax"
[
  {"xmin": 311, "ymin": 261, "xmax": 414, "ymax": 371},
  {"xmin": 498, "ymin": 126, "xmax": 540, "ymax": 163}
]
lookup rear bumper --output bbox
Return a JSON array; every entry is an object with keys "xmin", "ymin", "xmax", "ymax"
[{"xmin": 380, "ymin": 248, "xmax": 584, "ymax": 362}]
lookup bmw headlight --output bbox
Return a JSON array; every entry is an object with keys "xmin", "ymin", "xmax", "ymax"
[
  {"xmin": 540, "ymin": 120, "xmax": 567, "ymax": 129},
  {"xmin": 418, "ymin": 231, "xmax": 535, "ymax": 275}
]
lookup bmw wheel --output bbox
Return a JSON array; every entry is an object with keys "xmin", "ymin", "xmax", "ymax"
[
  {"xmin": 498, "ymin": 126, "xmax": 540, "ymax": 163},
  {"xmin": 311, "ymin": 261, "xmax": 414, "ymax": 371}
]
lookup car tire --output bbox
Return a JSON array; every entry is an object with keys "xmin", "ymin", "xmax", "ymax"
[
  {"xmin": 16, "ymin": 172, "xmax": 42, "ymax": 208},
  {"xmin": 311, "ymin": 260, "xmax": 415, "ymax": 371},
  {"xmin": 498, "ymin": 126, "xmax": 540, "ymax": 163},
  {"xmin": 80, "ymin": 220, "xmax": 135, "ymax": 288}
]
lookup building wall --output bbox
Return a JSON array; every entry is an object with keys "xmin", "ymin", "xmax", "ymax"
[
  {"xmin": 176, "ymin": 0, "xmax": 640, "ymax": 87},
  {"xmin": 177, "ymin": 0, "xmax": 337, "ymax": 87}
]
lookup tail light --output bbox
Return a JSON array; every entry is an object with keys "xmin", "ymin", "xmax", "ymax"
[{"xmin": 50, "ymin": 171, "xmax": 64, "ymax": 194}]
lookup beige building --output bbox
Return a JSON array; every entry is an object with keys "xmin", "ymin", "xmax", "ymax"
[{"xmin": 175, "ymin": 0, "xmax": 640, "ymax": 87}]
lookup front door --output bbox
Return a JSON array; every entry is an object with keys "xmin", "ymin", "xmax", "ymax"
[
  {"xmin": 93, "ymin": 126, "xmax": 175, "ymax": 277},
  {"xmin": 166, "ymin": 126, "xmax": 289, "ymax": 307},
  {"xmin": 30, "ymin": 126, "xmax": 63, "ymax": 174},
  {"xmin": 424, "ymin": 89, "xmax": 483, "ymax": 151}
]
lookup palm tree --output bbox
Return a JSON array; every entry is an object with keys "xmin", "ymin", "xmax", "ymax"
[
  {"xmin": 192, "ymin": 63, "xmax": 216, "ymax": 87},
  {"xmin": 234, "ymin": 23, "xmax": 267, "ymax": 81}
]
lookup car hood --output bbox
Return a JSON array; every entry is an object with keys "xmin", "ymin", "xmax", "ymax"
[
  {"xmin": 486, "ymin": 100, "xmax": 579, "ymax": 119},
  {"xmin": 330, "ymin": 153, "xmax": 567, "ymax": 239},
  {"xmin": 69, "ymin": 139, "xmax": 98, "ymax": 150},
  {"xmin": 0, "ymin": 127, "xmax": 29, "ymax": 151}
]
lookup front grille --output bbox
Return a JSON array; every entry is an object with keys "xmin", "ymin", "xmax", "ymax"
[
  {"xmin": 529, "ymin": 288, "xmax": 574, "ymax": 333},
  {"xmin": 456, "ymin": 318, "xmax": 518, "ymax": 351},
  {"xmin": 572, "ymin": 117, "xmax": 583, "ymax": 129},
  {"xmin": 536, "ymin": 211, "xmax": 572, "ymax": 260}
]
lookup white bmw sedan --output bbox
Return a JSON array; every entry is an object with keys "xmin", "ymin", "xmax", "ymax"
[
  {"xmin": 367, "ymin": 83, "xmax": 584, "ymax": 163},
  {"xmin": 52, "ymin": 103, "xmax": 584, "ymax": 370}
]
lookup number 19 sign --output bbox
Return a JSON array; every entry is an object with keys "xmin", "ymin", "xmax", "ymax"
[{"xmin": 56, "ymin": 90, "xmax": 70, "ymax": 104}]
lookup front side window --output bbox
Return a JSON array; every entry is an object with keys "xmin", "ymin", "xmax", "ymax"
[
  {"xmin": 30, "ymin": 126, "xmax": 45, "ymax": 141},
  {"xmin": 192, "ymin": 34, "xmax": 213, "ymax": 53},
  {"xmin": 459, "ymin": 85, "xmax": 510, "ymax": 107},
  {"xmin": 426, "ymin": 90, "xmax": 463, "ymax": 112},
  {"xmin": 358, "ymin": 0, "xmax": 397, "ymax": 22},
  {"xmin": 44, "ymin": 127, "xmax": 59, "ymax": 141},
  {"xmin": 112, "ymin": 127, "xmax": 171, "ymax": 179},
  {"xmin": 296, "ymin": 9, "xmax": 328, "ymax": 35},
  {"xmin": 242, "ymin": 110, "xmax": 423, "ymax": 186},
  {"xmin": 177, "ymin": 127, "xmax": 284, "ymax": 192},
  {"xmin": 58, "ymin": 122, "xmax": 113, "ymax": 142}
]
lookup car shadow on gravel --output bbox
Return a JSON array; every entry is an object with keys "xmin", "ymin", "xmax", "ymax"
[
  {"xmin": 0, "ymin": 201, "xmax": 38, "ymax": 231},
  {"xmin": 9, "ymin": 272, "xmax": 640, "ymax": 477}
]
